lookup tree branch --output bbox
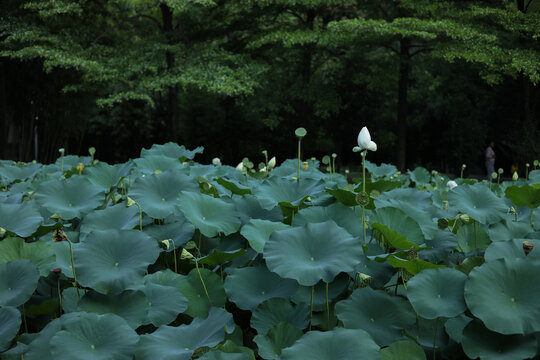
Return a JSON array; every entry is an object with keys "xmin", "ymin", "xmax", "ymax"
[
  {"xmin": 410, "ymin": 47, "xmax": 432, "ymax": 57},
  {"xmin": 525, "ymin": 0, "xmax": 534, "ymax": 12}
]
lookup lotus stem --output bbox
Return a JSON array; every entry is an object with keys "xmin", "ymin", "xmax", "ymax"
[
  {"xmin": 325, "ymin": 282, "xmax": 330, "ymax": 330},
  {"xmin": 474, "ymin": 222, "xmax": 477, "ymax": 257},
  {"xmin": 433, "ymin": 317, "xmax": 439, "ymax": 360},
  {"xmin": 57, "ymin": 277, "xmax": 63, "ymax": 316},
  {"xmin": 137, "ymin": 203, "xmax": 142, "ymax": 231},
  {"xmin": 362, "ymin": 153, "xmax": 367, "ymax": 245},
  {"xmin": 297, "ymin": 139, "xmax": 302, "ymax": 181},
  {"xmin": 66, "ymin": 238, "xmax": 81, "ymax": 303},
  {"xmin": 22, "ymin": 304, "xmax": 28, "ymax": 333},
  {"xmin": 195, "ymin": 260, "xmax": 212, "ymax": 306},
  {"xmin": 531, "ymin": 209, "xmax": 534, "ymax": 229},
  {"xmin": 309, "ymin": 285, "xmax": 314, "ymax": 331},
  {"xmin": 172, "ymin": 241, "xmax": 177, "ymax": 273}
]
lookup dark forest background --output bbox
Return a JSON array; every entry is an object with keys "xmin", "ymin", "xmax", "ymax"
[{"xmin": 1, "ymin": 0, "xmax": 539, "ymax": 176}]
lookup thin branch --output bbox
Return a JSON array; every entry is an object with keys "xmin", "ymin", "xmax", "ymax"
[
  {"xmin": 525, "ymin": 0, "xmax": 534, "ymax": 12},
  {"xmin": 410, "ymin": 47, "xmax": 432, "ymax": 57}
]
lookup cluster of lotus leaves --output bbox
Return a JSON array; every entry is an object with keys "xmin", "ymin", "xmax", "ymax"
[{"xmin": 1, "ymin": 143, "xmax": 540, "ymax": 359}]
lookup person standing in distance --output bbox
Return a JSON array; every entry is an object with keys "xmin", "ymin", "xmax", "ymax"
[{"xmin": 485, "ymin": 141, "xmax": 496, "ymax": 177}]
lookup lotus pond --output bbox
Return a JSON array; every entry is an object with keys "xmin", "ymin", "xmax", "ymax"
[{"xmin": 2, "ymin": 142, "xmax": 540, "ymax": 360}]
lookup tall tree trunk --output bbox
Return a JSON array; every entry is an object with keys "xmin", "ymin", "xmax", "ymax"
[
  {"xmin": 396, "ymin": 37, "xmax": 410, "ymax": 172},
  {"xmin": 0, "ymin": 61, "xmax": 7, "ymax": 159},
  {"xmin": 161, "ymin": 3, "xmax": 180, "ymax": 143}
]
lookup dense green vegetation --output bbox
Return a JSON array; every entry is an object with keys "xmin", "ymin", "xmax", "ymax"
[
  {"xmin": 2, "ymin": 142, "xmax": 540, "ymax": 359},
  {"xmin": 1, "ymin": 0, "xmax": 539, "ymax": 173}
]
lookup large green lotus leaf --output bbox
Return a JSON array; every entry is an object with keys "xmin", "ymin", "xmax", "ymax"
[
  {"xmin": 196, "ymin": 248, "xmax": 246, "ymax": 266},
  {"xmin": 462, "ymin": 319, "xmax": 537, "ymax": 360},
  {"xmin": 129, "ymin": 171, "xmax": 198, "ymax": 219},
  {"xmin": 292, "ymin": 203, "xmax": 363, "ymax": 237},
  {"xmin": 387, "ymin": 255, "xmax": 445, "ymax": 275},
  {"xmin": 456, "ymin": 222, "xmax": 491, "ymax": 253},
  {"xmin": 35, "ymin": 177, "xmax": 104, "ymax": 219},
  {"xmin": 216, "ymin": 177, "xmax": 252, "ymax": 195},
  {"xmin": 407, "ymin": 268, "xmax": 467, "ymax": 319},
  {"xmin": 133, "ymin": 155, "xmax": 185, "ymax": 174},
  {"xmin": 24, "ymin": 312, "xmax": 83, "ymax": 360},
  {"xmin": 79, "ymin": 204, "xmax": 139, "ymax": 240},
  {"xmin": 84, "ymin": 162, "xmax": 132, "ymax": 191},
  {"xmin": 455, "ymin": 256, "xmax": 485, "ymax": 275},
  {"xmin": 254, "ymin": 322, "xmax": 303, "ymax": 360},
  {"xmin": 444, "ymin": 314, "xmax": 473, "ymax": 343},
  {"xmin": 0, "ymin": 163, "xmax": 41, "ymax": 183},
  {"xmin": 141, "ymin": 142, "xmax": 204, "ymax": 160},
  {"xmin": 380, "ymin": 340, "xmax": 426, "ymax": 360},
  {"xmin": 143, "ymin": 219, "xmax": 195, "ymax": 248},
  {"xmin": 420, "ymin": 231, "xmax": 458, "ymax": 264},
  {"xmin": 374, "ymin": 191, "xmax": 438, "ymax": 240},
  {"xmin": 55, "ymin": 155, "xmax": 92, "ymax": 168},
  {"xmin": 129, "ymin": 282, "xmax": 188, "ymax": 327},
  {"xmin": 264, "ymin": 221, "xmax": 362, "ymax": 286},
  {"xmin": 408, "ymin": 167, "xmax": 431, "ymax": 186},
  {"xmin": 0, "ymin": 306, "xmax": 21, "ymax": 352},
  {"xmin": 240, "ymin": 219, "xmax": 289, "ymax": 253},
  {"xmin": 353, "ymin": 257, "xmax": 394, "ymax": 289},
  {"xmin": 49, "ymin": 312, "xmax": 139, "ymax": 360},
  {"xmin": 177, "ymin": 191, "xmax": 241, "ymax": 237},
  {"xmin": 291, "ymin": 273, "xmax": 349, "ymax": 311},
  {"xmin": 230, "ymin": 194, "xmax": 284, "ymax": 224},
  {"xmin": 136, "ymin": 307, "xmax": 232, "ymax": 360},
  {"xmin": 484, "ymin": 239, "xmax": 540, "ymax": 262},
  {"xmin": 465, "ymin": 258, "xmax": 540, "ymax": 334},
  {"xmin": 224, "ymin": 265, "xmax": 298, "ymax": 310},
  {"xmin": 406, "ymin": 317, "xmax": 448, "ymax": 349},
  {"xmin": 0, "ymin": 202, "xmax": 43, "ymax": 237},
  {"xmin": 505, "ymin": 184, "xmax": 540, "ymax": 208},
  {"xmin": 251, "ymin": 298, "xmax": 309, "ymax": 334},
  {"xmin": 335, "ymin": 287, "xmax": 415, "ymax": 346},
  {"xmin": 0, "ymin": 260, "xmax": 40, "ymax": 307},
  {"xmin": 201, "ymin": 352, "xmax": 251, "ymax": 360},
  {"xmin": 74, "ymin": 230, "xmax": 160, "ymax": 294},
  {"xmin": 280, "ymin": 328, "xmax": 380, "ymax": 360},
  {"xmin": 77, "ymin": 289, "xmax": 148, "ymax": 329},
  {"xmin": 447, "ymin": 184, "xmax": 507, "ymax": 224},
  {"xmin": 0, "ymin": 237, "xmax": 54, "ymax": 276},
  {"xmin": 176, "ymin": 268, "xmax": 226, "ymax": 318},
  {"xmin": 371, "ymin": 207, "xmax": 424, "ymax": 246},
  {"xmin": 252, "ymin": 177, "xmax": 326, "ymax": 210},
  {"xmin": 365, "ymin": 161, "xmax": 399, "ymax": 178},
  {"xmin": 487, "ymin": 219, "xmax": 533, "ymax": 242}
]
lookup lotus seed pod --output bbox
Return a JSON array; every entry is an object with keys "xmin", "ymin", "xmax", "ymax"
[
  {"xmin": 459, "ymin": 214, "xmax": 471, "ymax": 224},
  {"xmin": 512, "ymin": 171, "xmax": 519, "ymax": 181},
  {"xmin": 462, "ymin": 164, "xmax": 466, "ymax": 169},
  {"xmin": 302, "ymin": 161, "xmax": 309, "ymax": 170},
  {"xmin": 535, "ymin": 160, "xmax": 539, "ymax": 167},
  {"xmin": 295, "ymin": 127, "xmax": 307, "ymax": 138},
  {"xmin": 88, "ymin": 147, "xmax": 96, "ymax": 156},
  {"xmin": 161, "ymin": 240, "xmax": 171, "ymax": 251},
  {"xmin": 523, "ymin": 241, "xmax": 535, "ymax": 256},
  {"xmin": 184, "ymin": 241, "xmax": 196, "ymax": 250},
  {"xmin": 126, "ymin": 197, "xmax": 137, "ymax": 208},
  {"xmin": 0, "ymin": 227, "xmax": 5, "ymax": 236},
  {"xmin": 491, "ymin": 172, "xmax": 498, "ymax": 179},
  {"xmin": 355, "ymin": 191, "xmax": 370, "ymax": 207},
  {"xmin": 58, "ymin": 148, "xmax": 65, "ymax": 154},
  {"xmin": 50, "ymin": 213, "xmax": 62, "ymax": 220},
  {"xmin": 331, "ymin": 153, "xmax": 337, "ymax": 159},
  {"xmin": 526, "ymin": 163, "xmax": 530, "ymax": 168},
  {"xmin": 498, "ymin": 168, "xmax": 504, "ymax": 174},
  {"xmin": 180, "ymin": 249, "xmax": 195, "ymax": 260}
]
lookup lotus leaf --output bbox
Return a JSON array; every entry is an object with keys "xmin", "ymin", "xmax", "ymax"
[
  {"xmin": 0, "ymin": 260, "xmax": 40, "ymax": 307},
  {"xmin": 456, "ymin": 222, "xmax": 490, "ymax": 253},
  {"xmin": 176, "ymin": 268, "xmax": 226, "ymax": 318},
  {"xmin": 406, "ymin": 268, "xmax": 467, "ymax": 319},
  {"xmin": 264, "ymin": 221, "xmax": 362, "ymax": 286},
  {"xmin": 78, "ymin": 290, "xmax": 148, "ymax": 328},
  {"xmin": 132, "ymin": 282, "xmax": 188, "ymax": 327},
  {"xmin": 0, "ymin": 163, "xmax": 41, "ymax": 183},
  {"xmin": 35, "ymin": 177, "xmax": 104, "ymax": 219},
  {"xmin": 251, "ymin": 298, "xmax": 309, "ymax": 334},
  {"xmin": 0, "ymin": 306, "xmax": 21, "ymax": 352},
  {"xmin": 84, "ymin": 162, "xmax": 132, "ymax": 191},
  {"xmin": 365, "ymin": 161, "xmax": 398, "ymax": 178},
  {"xmin": 380, "ymin": 340, "xmax": 426, "ymax": 360},
  {"xmin": 230, "ymin": 194, "xmax": 284, "ymax": 224},
  {"xmin": 292, "ymin": 203, "xmax": 363, "ymax": 237},
  {"xmin": 224, "ymin": 265, "xmax": 298, "ymax": 310},
  {"xmin": 143, "ymin": 219, "xmax": 195, "ymax": 248},
  {"xmin": 135, "ymin": 307, "xmax": 233, "ymax": 360},
  {"xmin": 216, "ymin": 178, "xmax": 252, "ymax": 195},
  {"xmin": 484, "ymin": 239, "xmax": 540, "ymax": 262},
  {"xmin": 487, "ymin": 219, "xmax": 532, "ymax": 242},
  {"xmin": 74, "ymin": 230, "xmax": 160, "ymax": 294},
  {"xmin": 177, "ymin": 191, "xmax": 241, "ymax": 237},
  {"xmin": 133, "ymin": 155, "xmax": 185, "ymax": 174},
  {"xmin": 455, "ymin": 256, "xmax": 485, "ymax": 275},
  {"xmin": 252, "ymin": 177, "xmax": 326, "ymax": 210},
  {"xmin": 408, "ymin": 167, "xmax": 430, "ymax": 186},
  {"xmin": 49, "ymin": 312, "xmax": 139, "ymax": 360},
  {"xmin": 465, "ymin": 258, "xmax": 540, "ymax": 334},
  {"xmin": 335, "ymin": 287, "xmax": 415, "ymax": 346},
  {"xmin": 0, "ymin": 237, "xmax": 54, "ymax": 276},
  {"xmin": 0, "ymin": 202, "xmax": 43, "ymax": 237},
  {"xmin": 197, "ymin": 248, "xmax": 246, "ymax": 266},
  {"xmin": 447, "ymin": 184, "xmax": 507, "ymax": 224},
  {"xmin": 291, "ymin": 273, "xmax": 349, "ymax": 311},
  {"xmin": 79, "ymin": 204, "xmax": 139, "ymax": 240},
  {"xmin": 280, "ymin": 328, "xmax": 380, "ymax": 360},
  {"xmin": 201, "ymin": 352, "xmax": 252, "ymax": 360},
  {"xmin": 240, "ymin": 219, "xmax": 289, "ymax": 253},
  {"xmin": 371, "ymin": 207, "xmax": 424, "ymax": 246},
  {"xmin": 129, "ymin": 171, "xmax": 198, "ymax": 219},
  {"xmin": 444, "ymin": 315, "xmax": 473, "ymax": 343},
  {"xmin": 253, "ymin": 322, "xmax": 303, "ymax": 360},
  {"xmin": 406, "ymin": 317, "xmax": 448, "ymax": 349},
  {"xmin": 141, "ymin": 142, "xmax": 203, "ymax": 160},
  {"xmin": 505, "ymin": 184, "xmax": 540, "ymax": 208},
  {"xmin": 387, "ymin": 255, "xmax": 444, "ymax": 275},
  {"xmin": 461, "ymin": 319, "xmax": 537, "ymax": 360}
]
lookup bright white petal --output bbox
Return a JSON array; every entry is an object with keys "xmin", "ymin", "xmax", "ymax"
[
  {"xmin": 357, "ymin": 126, "xmax": 372, "ymax": 149},
  {"xmin": 352, "ymin": 146, "xmax": 362, "ymax": 153},
  {"xmin": 367, "ymin": 141, "xmax": 377, "ymax": 152}
]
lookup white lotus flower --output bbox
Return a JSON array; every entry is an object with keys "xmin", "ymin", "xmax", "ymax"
[
  {"xmin": 236, "ymin": 162, "xmax": 245, "ymax": 172},
  {"xmin": 353, "ymin": 126, "xmax": 377, "ymax": 152},
  {"xmin": 447, "ymin": 180, "xmax": 458, "ymax": 190},
  {"xmin": 268, "ymin": 156, "xmax": 276, "ymax": 169},
  {"xmin": 512, "ymin": 171, "xmax": 518, "ymax": 181},
  {"xmin": 212, "ymin": 157, "xmax": 221, "ymax": 166}
]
